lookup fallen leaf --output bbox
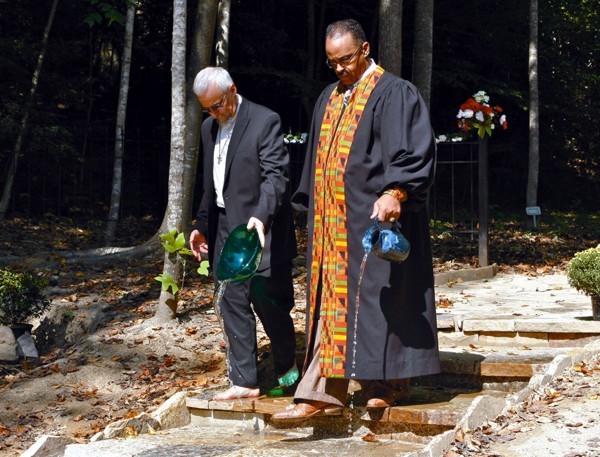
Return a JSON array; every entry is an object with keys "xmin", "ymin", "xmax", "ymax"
[{"xmin": 362, "ymin": 432, "xmax": 379, "ymax": 443}]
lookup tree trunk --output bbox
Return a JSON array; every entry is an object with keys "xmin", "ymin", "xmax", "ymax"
[
  {"xmin": 412, "ymin": 0, "xmax": 434, "ymax": 108},
  {"xmin": 154, "ymin": 0, "xmax": 187, "ymax": 323},
  {"xmin": 182, "ymin": 0, "xmax": 219, "ymax": 236},
  {"xmin": 215, "ymin": 0, "xmax": 230, "ymax": 68},
  {"xmin": 526, "ymin": 0, "xmax": 540, "ymax": 221},
  {"xmin": 0, "ymin": 0, "xmax": 59, "ymax": 220},
  {"xmin": 378, "ymin": 0, "xmax": 403, "ymax": 76},
  {"xmin": 105, "ymin": 3, "xmax": 136, "ymax": 245},
  {"xmin": 314, "ymin": 0, "xmax": 328, "ymax": 82},
  {"xmin": 300, "ymin": 0, "xmax": 317, "ymax": 125}
]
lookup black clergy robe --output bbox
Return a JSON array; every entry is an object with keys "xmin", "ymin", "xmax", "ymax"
[{"xmin": 292, "ymin": 70, "xmax": 440, "ymax": 381}]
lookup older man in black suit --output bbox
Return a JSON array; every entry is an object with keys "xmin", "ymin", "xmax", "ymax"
[{"xmin": 189, "ymin": 67, "xmax": 298, "ymax": 400}]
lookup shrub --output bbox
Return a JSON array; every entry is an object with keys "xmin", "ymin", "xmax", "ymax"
[
  {"xmin": 0, "ymin": 268, "xmax": 51, "ymax": 325},
  {"xmin": 567, "ymin": 246, "xmax": 600, "ymax": 297}
]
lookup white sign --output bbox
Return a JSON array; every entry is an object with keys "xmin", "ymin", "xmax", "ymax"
[{"xmin": 526, "ymin": 206, "xmax": 541, "ymax": 216}]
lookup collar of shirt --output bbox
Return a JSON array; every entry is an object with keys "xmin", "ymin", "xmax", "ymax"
[
  {"xmin": 340, "ymin": 59, "xmax": 377, "ymax": 106},
  {"xmin": 218, "ymin": 94, "xmax": 243, "ymax": 131}
]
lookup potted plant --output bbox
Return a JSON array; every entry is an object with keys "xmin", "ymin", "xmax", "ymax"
[
  {"xmin": 0, "ymin": 267, "xmax": 51, "ymax": 335},
  {"xmin": 566, "ymin": 245, "xmax": 600, "ymax": 320}
]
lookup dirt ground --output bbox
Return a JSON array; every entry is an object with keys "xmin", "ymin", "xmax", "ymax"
[
  {"xmin": 0, "ymin": 217, "xmax": 306, "ymax": 455},
  {"xmin": 0, "ymin": 214, "xmax": 593, "ymax": 456},
  {"xmin": 0, "ymin": 255, "xmax": 310, "ymax": 456}
]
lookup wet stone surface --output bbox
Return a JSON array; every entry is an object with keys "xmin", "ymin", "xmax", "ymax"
[{"xmin": 65, "ymin": 423, "xmax": 425, "ymax": 457}]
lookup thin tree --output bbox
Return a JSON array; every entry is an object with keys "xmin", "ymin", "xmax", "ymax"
[
  {"xmin": 300, "ymin": 0, "xmax": 317, "ymax": 123},
  {"xmin": 105, "ymin": 1, "xmax": 136, "ymax": 245},
  {"xmin": 412, "ymin": 0, "xmax": 434, "ymax": 108},
  {"xmin": 526, "ymin": 0, "xmax": 540, "ymax": 224},
  {"xmin": 48, "ymin": 0, "xmax": 218, "ymax": 273},
  {"xmin": 153, "ymin": 0, "xmax": 187, "ymax": 323},
  {"xmin": 0, "ymin": 0, "xmax": 60, "ymax": 220},
  {"xmin": 378, "ymin": 0, "xmax": 403, "ymax": 76},
  {"xmin": 215, "ymin": 0, "xmax": 230, "ymax": 68},
  {"xmin": 181, "ymin": 0, "xmax": 219, "ymax": 233}
]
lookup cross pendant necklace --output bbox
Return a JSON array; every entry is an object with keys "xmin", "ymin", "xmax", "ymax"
[{"xmin": 216, "ymin": 126, "xmax": 233, "ymax": 164}]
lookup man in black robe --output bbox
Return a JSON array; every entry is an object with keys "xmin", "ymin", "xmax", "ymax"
[{"xmin": 272, "ymin": 19, "xmax": 439, "ymax": 422}]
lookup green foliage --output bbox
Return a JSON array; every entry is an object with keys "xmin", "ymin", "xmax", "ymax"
[
  {"xmin": 154, "ymin": 229, "xmax": 210, "ymax": 295},
  {"xmin": 1, "ymin": 0, "xmax": 599, "ymax": 217},
  {"xmin": 0, "ymin": 268, "xmax": 51, "ymax": 325},
  {"xmin": 159, "ymin": 228, "xmax": 192, "ymax": 256},
  {"xmin": 567, "ymin": 246, "xmax": 600, "ymax": 297},
  {"xmin": 154, "ymin": 272, "xmax": 180, "ymax": 295},
  {"xmin": 84, "ymin": 0, "xmax": 127, "ymax": 27},
  {"xmin": 197, "ymin": 261, "xmax": 210, "ymax": 277}
]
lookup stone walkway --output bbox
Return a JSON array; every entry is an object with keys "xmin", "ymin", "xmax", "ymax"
[{"xmin": 24, "ymin": 270, "xmax": 600, "ymax": 457}]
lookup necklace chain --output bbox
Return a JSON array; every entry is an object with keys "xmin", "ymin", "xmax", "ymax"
[{"xmin": 216, "ymin": 126, "xmax": 233, "ymax": 164}]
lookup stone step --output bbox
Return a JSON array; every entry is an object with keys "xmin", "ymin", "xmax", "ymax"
[
  {"xmin": 186, "ymin": 385, "xmax": 509, "ymax": 439},
  {"xmin": 438, "ymin": 349, "xmax": 555, "ymax": 378},
  {"xmin": 185, "ymin": 349, "xmax": 546, "ymax": 438}
]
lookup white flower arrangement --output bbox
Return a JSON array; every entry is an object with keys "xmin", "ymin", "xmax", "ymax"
[{"xmin": 283, "ymin": 132, "xmax": 307, "ymax": 144}]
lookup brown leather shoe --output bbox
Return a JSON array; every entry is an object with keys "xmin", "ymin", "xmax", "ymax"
[
  {"xmin": 270, "ymin": 402, "xmax": 342, "ymax": 423},
  {"xmin": 366, "ymin": 396, "xmax": 396, "ymax": 408}
]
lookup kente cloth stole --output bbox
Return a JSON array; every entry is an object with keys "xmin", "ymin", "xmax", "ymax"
[{"xmin": 309, "ymin": 66, "xmax": 384, "ymax": 378}]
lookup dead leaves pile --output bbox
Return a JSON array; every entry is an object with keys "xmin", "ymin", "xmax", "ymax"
[
  {"xmin": 0, "ymin": 341, "xmax": 225, "ymax": 454},
  {"xmin": 444, "ymin": 357, "xmax": 600, "ymax": 456}
]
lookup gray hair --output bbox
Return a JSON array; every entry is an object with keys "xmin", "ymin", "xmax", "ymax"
[
  {"xmin": 325, "ymin": 19, "xmax": 366, "ymax": 46},
  {"xmin": 193, "ymin": 67, "xmax": 234, "ymax": 97}
]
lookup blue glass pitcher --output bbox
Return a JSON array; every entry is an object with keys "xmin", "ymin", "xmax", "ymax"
[{"xmin": 362, "ymin": 217, "xmax": 410, "ymax": 262}]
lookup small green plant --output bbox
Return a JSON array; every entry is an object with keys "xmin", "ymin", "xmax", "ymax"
[
  {"xmin": 0, "ymin": 268, "xmax": 51, "ymax": 326},
  {"xmin": 567, "ymin": 246, "xmax": 600, "ymax": 297},
  {"xmin": 155, "ymin": 229, "xmax": 210, "ymax": 295}
]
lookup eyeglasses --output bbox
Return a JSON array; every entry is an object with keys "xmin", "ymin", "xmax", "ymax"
[
  {"xmin": 326, "ymin": 46, "xmax": 362, "ymax": 69},
  {"xmin": 201, "ymin": 94, "xmax": 227, "ymax": 113}
]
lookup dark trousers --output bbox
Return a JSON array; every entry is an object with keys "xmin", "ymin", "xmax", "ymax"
[{"xmin": 214, "ymin": 212, "xmax": 296, "ymax": 388}]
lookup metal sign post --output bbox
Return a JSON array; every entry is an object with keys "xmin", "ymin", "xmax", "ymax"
[
  {"xmin": 526, "ymin": 206, "xmax": 541, "ymax": 229},
  {"xmin": 478, "ymin": 137, "xmax": 489, "ymax": 267}
]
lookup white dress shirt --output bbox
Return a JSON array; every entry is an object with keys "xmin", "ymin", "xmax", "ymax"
[{"xmin": 214, "ymin": 95, "xmax": 242, "ymax": 208}]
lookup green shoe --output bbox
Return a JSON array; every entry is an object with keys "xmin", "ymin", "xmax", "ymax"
[{"xmin": 267, "ymin": 366, "xmax": 299, "ymax": 397}]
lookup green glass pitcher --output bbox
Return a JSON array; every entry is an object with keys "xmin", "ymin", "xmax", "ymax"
[{"xmin": 216, "ymin": 224, "xmax": 263, "ymax": 283}]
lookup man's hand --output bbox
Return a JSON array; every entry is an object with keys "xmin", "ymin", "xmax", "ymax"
[
  {"xmin": 189, "ymin": 229, "xmax": 209, "ymax": 261},
  {"xmin": 247, "ymin": 217, "xmax": 266, "ymax": 248},
  {"xmin": 371, "ymin": 194, "xmax": 401, "ymax": 223}
]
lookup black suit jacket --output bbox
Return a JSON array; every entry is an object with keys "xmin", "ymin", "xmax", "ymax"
[{"xmin": 194, "ymin": 97, "xmax": 297, "ymax": 271}]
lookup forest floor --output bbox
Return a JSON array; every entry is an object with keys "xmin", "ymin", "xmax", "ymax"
[{"xmin": 0, "ymin": 212, "xmax": 598, "ymax": 456}]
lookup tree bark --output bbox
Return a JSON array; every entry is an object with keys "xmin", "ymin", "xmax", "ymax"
[
  {"xmin": 526, "ymin": 0, "xmax": 540, "ymax": 218},
  {"xmin": 314, "ymin": 0, "xmax": 328, "ymax": 82},
  {"xmin": 301, "ymin": 0, "xmax": 317, "ymax": 125},
  {"xmin": 182, "ymin": 0, "xmax": 219, "ymax": 236},
  {"xmin": 105, "ymin": 2, "xmax": 136, "ymax": 245},
  {"xmin": 378, "ymin": 0, "xmax": 403, "ymax": 76},
  {"xmin": 412, "ymin": 0, "xmax": 434, "ymax": 108},
  {"xmin": 0, "ymin": 0, "xmax": 60, "ymax": 220},
  {"xmin": 154, "ymin": 0, "xmax": 187, "ymax": 323},
  {"xmin": 215, "ymin": 0, "xmax": 230, "ymax": 68}
]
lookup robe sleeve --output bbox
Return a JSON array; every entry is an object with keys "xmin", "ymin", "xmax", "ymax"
[{"xmin": 378, "ymin": 79, "xmax": 436, "ymax": 210}]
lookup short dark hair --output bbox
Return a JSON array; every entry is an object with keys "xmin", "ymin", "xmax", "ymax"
[{"xmin": 325, "ymin": 19, "xmax": 366, "ymax": 46}]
